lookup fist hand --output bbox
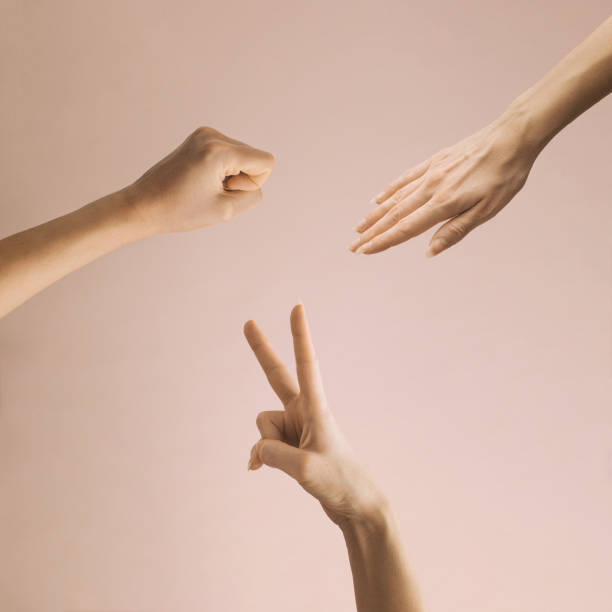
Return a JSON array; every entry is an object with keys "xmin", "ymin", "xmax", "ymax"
[
  {"xmin": 129, "ymin": 126, "xmax": 275, "ymax": 234},
  {"xmin": 245, "ymin": 305, "xmax": 385, "ymax": 527}
]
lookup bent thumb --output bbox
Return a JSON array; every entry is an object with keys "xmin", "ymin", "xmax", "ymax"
[{"xmin": 224, "ymin": 171, "xmax": 261, "ymax": 191}]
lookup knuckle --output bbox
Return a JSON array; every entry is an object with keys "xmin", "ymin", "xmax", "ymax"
[
  {"xmin": 193, "ymin": 125, "xmax": 214, "ymax": 138},
  {"xmin": 360, "ymin": 229, "xmax": 374, "ymax": 244},
  {"xmin": 396, "ymin": 221, "xmax": 413, "ymax": 239},
  {"xmin": 205, "ymin": 139, "xmax": 226, "ymax": 153},
  {"xmin": 444, "ymin": 221, "xmax": 470, "ymax": 241},
  {"xmin": 390, "ymin": 187, "xmax": 408, "ymax": 205},
  {"xmin": 431, "ymin": 186, "xmax": 453, "ymax": 205},
  {"xmin": 255, "ymin": 412, "xmax": 267, "ymax": 428},
  {"xmin": 480, "ymin": 200, "xmax": 501, "ymax": 220},
  {"xmin": 433, "ymin": 148, "xmax": 451, "ymax": 162},
  {"xmin": 195, "ymin": 138, "xmax": 227, "ymax": 161},
  {"xmin": 366, "ymin": 238, "xmax": 380, "ymax": 251},
  {"xmin": 190, "ymin": 127, "xmax": 213, "ymax": 148},
  {"xmin": 387, "ymin": 207, "xmax": 404, "ymax": 225},
  {"xmin": 190, "ymin": 127, "xmax": 227, "ymax": 156},
  {"xmin": 397, "ymin": 182, "xmax": 415, "ymax": 199},
  {"xmin": 363, "ymin": 211, "xmax": 376, "ymax": 227},
  {"xmin": 437, "ymin": 198, "xmax": 458, "ymax": 216},
  {"xmin": 424, "ymin": 168, "xmax": 445, "ymax": 187}
]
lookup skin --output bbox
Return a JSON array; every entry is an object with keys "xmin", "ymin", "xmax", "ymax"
[
  {"xmin": 245, "ymin": 304, "xmax": 422, "ymax": 612},
  {"xmin": 349, "ymin": 14, "xmax": 612, "ymax": 256},
  {"xmin": 0, "ymin": 126, "xmax": 275, "ymax": 318}
]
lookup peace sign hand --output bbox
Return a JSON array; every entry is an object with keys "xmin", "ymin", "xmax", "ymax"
[{"xmin": 244, "ymin": 304, "xmax": 386, "ymax": 527}]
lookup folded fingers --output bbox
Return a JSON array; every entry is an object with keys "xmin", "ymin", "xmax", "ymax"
[
  {"xmin": 228, "ymin": 145, "xmax": 275, "ymax": 188},
  {"xmin": 255, "ymin": 410, "xmax": 286, "ymax": 440}
]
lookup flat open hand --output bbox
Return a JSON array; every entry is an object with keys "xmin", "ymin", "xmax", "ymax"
[
  {"xmin": 349, "ymin": 118, "xmax": 538, "ymax": 256},
  {"xmin": 244, "ymin": 304, "xmax": 384, "ymax": 527}
]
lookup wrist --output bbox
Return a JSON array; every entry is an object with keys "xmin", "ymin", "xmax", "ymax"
[
  {"xmin": 496, "ymin": 95, "xmax": 552, "ymax": 159},
  {"xmin": 100, "ymin": 186, "xmax": 160, "ymax": 241},
  {"xmin": 339, "ymin": 493, "xmax": 394, "ymax": 536}
]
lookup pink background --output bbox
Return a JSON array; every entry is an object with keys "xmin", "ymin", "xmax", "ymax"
[{"xmin": 1, "ymin": 1, "xmax": 611, "ymax": 610}]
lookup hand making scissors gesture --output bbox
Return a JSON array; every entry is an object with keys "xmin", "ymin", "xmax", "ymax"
[
  {"xmin": 244, "ymin": 304, "xmax": 421, "ymax": 612},
  {"xmin": 245, "ymin": 304, "xmax": 379, "ymax": 525}
]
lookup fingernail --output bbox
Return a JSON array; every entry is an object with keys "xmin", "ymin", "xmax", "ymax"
[
  {"xmin": 248, "ymin": 445, "xmax": 257, "ymax": 470},
  {"xmin": 348, "ymin": 239, "xmax": 361, "ymax": 251},
  {"xmin": 426, "ymin": 239, "xmax": 445, "ymax": 257}
]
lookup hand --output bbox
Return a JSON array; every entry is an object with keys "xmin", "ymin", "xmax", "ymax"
[
  {"xmin": 349, "ymin": 117, "xmax": 538, "ymax": 257},
  {"xmin": 127, "ymin": 126, "xmax": 275, "ymax": 235},
  {"xmin": 0, "ymin": 125, "xmax": 273, "ymax": 318},
  {"xmin": 244, "ymin": 304, "xmax": 386, "ymax": 527}
]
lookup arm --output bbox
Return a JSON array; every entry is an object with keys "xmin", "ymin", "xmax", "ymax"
[
  {"xmin": 509, "ymin": 12, "xmax": 612, "ymax": 150},
  {"xmin": 0, "ymin": 127, "xmax": 274, "ymax": 318},
  {"xmin": 342, "ymin": 510, "xmax": 420, "ymax": 612},
  {"xmin": 349, "ymin": 14, "xmax": 612, "ymax": 256},
  {"xmin": 244, "ymin": 305, "xmax": 421, "ymax": 612}
]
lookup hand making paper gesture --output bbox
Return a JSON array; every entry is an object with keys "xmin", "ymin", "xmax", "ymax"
[{"xmin": 349, "ymin": 14, "xmax": 612, "ymax": 256}]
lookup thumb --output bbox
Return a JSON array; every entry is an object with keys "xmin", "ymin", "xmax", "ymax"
[
  {"xmin": 427, "ymin": 203, "xmax": 483, "ymax": 257},
  {"xmin": 224, "ymin": 171, "xmax": 262, "ymax": 191},
  {"xmin": 249, "ymin": 439, "xmax": 309, "ymax": 482}
]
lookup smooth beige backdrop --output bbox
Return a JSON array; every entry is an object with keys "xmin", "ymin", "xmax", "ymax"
[{"xmin": 1, "ymin": 1, "xmax": 611, "ymax": 611}]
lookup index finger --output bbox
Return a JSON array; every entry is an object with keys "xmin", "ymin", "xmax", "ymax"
[
  {"xmin": 290, "ymin": 304, "xmax": 324, "ymax": 398},
  {"xmin": 244, "ymin": 320, "xmax": 298, "ymax": 405}
]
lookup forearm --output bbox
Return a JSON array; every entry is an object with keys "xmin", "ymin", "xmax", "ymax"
[
  {"xmin": 499, "ymin": 14, "xmax": 612, "ymax": 153},
  {"xmin": 0, "ymin": 189, "xmax": 149, "ymax": 317},
  {"xmin": 341, "ymin": 503, "xmax": 422, "ymax": 612}
]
